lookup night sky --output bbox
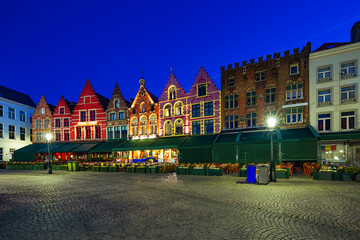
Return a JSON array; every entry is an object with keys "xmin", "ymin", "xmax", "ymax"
[{"xmin": 1, "ymin": 0, "xmax": 360, "ymax": 106}]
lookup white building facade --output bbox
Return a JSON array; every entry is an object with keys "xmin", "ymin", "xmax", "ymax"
[
  {"xmin": 309, "ymin": 41, "xmax": 360, "ymax": 165},
  {"xmin": 0, "ymin": 86, "xmax": 36, "ymax": 161}
]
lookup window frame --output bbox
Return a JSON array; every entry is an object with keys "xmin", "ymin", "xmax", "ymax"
[
  {"xmin": 340, "ymin": 85, "xmax": 356, "ymax": 104},
  {"xmin": 225, "ymin": 94, "xmax": 238, "ymax": 109},
  {"xmin": 225, "ymin": 115, "xmax": 238, "ymax": 129},
  {"xmin": 265, "ymin": 87, "xmax": 276, "ymax": 104},
  {"xmin": 246, "ymin": 112, "xmax": 257, "ymax": 127},
  {"xmin": 255, "ymin": 70, "xmax": 266, "ymax": 82},
  {"xmin": 204, "ymin": 101, "xmax": 214, "ymax": 116},
  {"xmin": 290, "ymin": 64, "xmax": 299, "ymax": 75},
  {"xmin": 246, "ymin": 91, "xmax": 256, "ymax": 107},
  {"xmin": 191, "ymin": 121, "xmax": 201, "ymax": 135},
  {"xmin": 317, "ymin": 88, "xmax": 332, "ymax": 106},
  {"xmin": 198, "ymin": 84, "xmax": 207, "ymax": 97},
  {"xmin": 204, "ymin": 119, "xmax": 214, "ymax": 134},
  {"xmin": 9, "ymin": 125, "xmax": 15, "ymax": 139},
  {"xmin": 8, "ymin": 107, "xmax": 15, "ymax": 119},
  {"xmin": 286, "ymin": 83, "xmax": 303, "ymax": 101},
  {"xmin": 340, "ymin": 110, "xmax": 356, "ymax": 130},
  {"xmin": 340, "ymin": 60, "xmax": 357, "ymax": 79},
  {"xmin": 317, "ymin": 113, "xmax": 331, "ymax": 132},
  {"xmin": 191, "ymin": 104, "xmax": 201, "ymax": 118},
  {"xmin": 286, "ymin": 107, "xmax": 303, "ymax": 124},
  {"xmin": 317, "ymin": 65, "xmax": 332, "ymax": 83}
]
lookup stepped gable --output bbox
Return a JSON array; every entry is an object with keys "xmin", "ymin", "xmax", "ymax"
[
  {"xmin": 107, "ymin": 83, "xmax": 130, "ymax": 110},
  {"xmin": 189, "ymin": 66, "xmax": 219, "ymax": 99},
  {"xmin": 159, "ymin": 71, "xmax": 186, "ymax": 101},
  {"xmin": 54, "ymin": 95, "xmax": 75, "ymax": 114},
  {"xmin": 0, "ymin": 85, "xmax": 36, "ymax": 108}
]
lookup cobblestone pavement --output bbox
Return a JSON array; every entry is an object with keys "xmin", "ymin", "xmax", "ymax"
[{"xmin": 0, "ymin": 170, "xmax": 359, "ymax": 240}]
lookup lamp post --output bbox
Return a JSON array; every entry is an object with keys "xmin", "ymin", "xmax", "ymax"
[
  {"xmin": 45, "ymin": 133, "xmax": 53, "ymax": 174},
  {"xmin": 267, "ymin": 117, "xmax": 277, "ymax": 182}
]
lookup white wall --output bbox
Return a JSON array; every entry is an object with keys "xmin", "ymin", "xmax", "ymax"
[
  {"xmin": 309, "ymin": 42, "xmax": 360, "ymax": 132},
  {"xmin": 0, "ymin": 98, "xmax": 35, "ymax": 161}
]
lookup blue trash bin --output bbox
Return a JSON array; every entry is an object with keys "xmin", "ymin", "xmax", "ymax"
[{"xmin": 247, "ymin": 165, "xmax": 256, "ymax": 183}]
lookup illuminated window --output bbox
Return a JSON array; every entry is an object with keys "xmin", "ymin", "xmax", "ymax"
[
  {"xmin": 169, "ymin": 86, "xmax": 176, "ymax": 100},
  {"xmin": 150, "ymin": 115, "xmax": 157, "ymax": 134},
  {"xmin": 141, "ymin": 103, "xmax": 146, "ymax": 113},
  {"xmin": 164, "ymin": 104, "xmax": 172, "ymax": 117},
  {"xmin": 164, "ymin": 121, "xmax": 172, "ymax": 136},
  {"xmin": 40, "ymin": 108, "xmax": 45, "ymax": 115},
  {"xmin": 140, "ymin": 116, "xmax": 147, "ymax": 135},
  {"xmin": 175, "ymin": 102, "xmax": 183, "ymax": 116},
  {"xmin": 131, "ymin": 117, "xmax": 138, "ymax": 136},
  {"xmin": 44, "ymin": 119, "xmax": 50, "ymax": 129}
]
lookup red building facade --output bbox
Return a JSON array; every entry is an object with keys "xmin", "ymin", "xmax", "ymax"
[
  {"xmin": 128, "ymin": 77, "xmax": 159, "ymax": 139},
  {"xmin": 70, "ymin": 80, "xmax": 109, "ymax": 141},
  {"xmin": 52, "ymin": 96, "xmax": 76, "ymax": 142}
]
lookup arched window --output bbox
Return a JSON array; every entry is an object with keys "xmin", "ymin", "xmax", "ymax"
[
  {"xmin": 149, "ymin": 114, "xmax": 157, "ymax": 134},
  {"xmin": 164, "ymin": 121, "xmax": 172, "ymax": 136},
  {"xmin": 174, "ymin": 102, "xmax": 183, "ymax": 116},
  {"xmin": 164, "ymin": 104, "xmax": 172, "ymax": 117},
  {"xmin": 131, "ymin": 117, "xmax": 138, "ymax": 136},
  {"xmin": 168, "ymin": 86, "xmax": 176, "ymax": 100},
  {"xmin": 114, "ymin": 100, "xmax": 119, "ymax": 109},
  {"xmin": 175, "ymin": 119, "xmax": 183, "ymax": 135},
  {"xmin": 41, "ymin": 108, "xmax": 45, "ymax": 115},
  {"xmin": 140, "ymin": 116, "xmax": 147, "ymax": 135},
  {"xmin": 140, "ymin": 102, "xmax": 146, "ymax": 113}
]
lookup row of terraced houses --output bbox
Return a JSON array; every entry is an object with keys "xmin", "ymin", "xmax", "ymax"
[{"xmin": 1, "ymin": 22, "xmax": 360, "ymax": 165}]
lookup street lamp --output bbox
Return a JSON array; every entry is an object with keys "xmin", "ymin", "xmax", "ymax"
[
  {"xmin": 267, "ymin": 117, "xmax": 277, "ymax": 182},
  {"xmin": 45, "ymin": 133, "xmax": 53, "ymax": 174}
]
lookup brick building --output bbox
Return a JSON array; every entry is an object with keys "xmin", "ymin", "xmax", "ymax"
[
  {"xmin": 128, "ymin": 76, "xmax": 159, "ymax": 139},
  {"xmin": 159, "ymin": 70, "xmax": 188, "ymax": 136},
  {"xmin": 106, "ymin": 83, "xmax": 130, "ymax": 140},
  {"xmin": 32, "ymin": 95, "xmax": 55, "ymax": 142},
  {"xmin": 70, "ymin": 80, "xmax": 109, "ymax": 141},
  {"xmin": 52, "ymin": 96, "xmax": 76, "ymax": 142},
  {"xmin": 220, "ymin": 42, "xmax": 311, "ymax": 130}
]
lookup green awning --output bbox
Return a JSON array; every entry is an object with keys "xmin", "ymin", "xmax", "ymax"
[
  {"xmin": 90, "ymin": 141, "xmax": 125, "ymax": 153},
  {"xmin": 240, "ymin": 131, "xmax": 277, "ymax": 143},
  {"xmin": 179, "ymin": 134, "xmax": 218, "ymax": 149},
  {"xmin": 53, "ymin": 143, "xmax": 82, "ymax": 153},
  {"xmin": 113, "ymin": 139, "xmax": 156, "ymax": 151},
  {"xmin": 213, "ymin": 132, "xmax": 239, "ymax": 144},
  {"xmin": 71, "ymin": 143, "xmax": 100, "ymax": 153},
  {"xmin": 145, "ymin": 136, "xmax": 188, "ymax": 150},
  {"xmin": 36, "ymin": 143, "xmax": 67, "ymax": 153},
  {"xmin": 280, "ymin": 127, "xmax": 318, "ymax": 141},
  {"xmin": 14, "ymin": 143, "xmax": 47, "ymax": 153},
  {"xmin": 320, "ymin": 131, "xmax": 360, "ymax": 141}
]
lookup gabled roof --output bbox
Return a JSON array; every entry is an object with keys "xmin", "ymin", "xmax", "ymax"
[
  {"xmin": 65, "ymin": 99, "xmax": 77, "ymax": 112},
  {"xmin": 313, "ymin": 42, "xmax": 350, "ymax": 52},
  {"xmin": 95, "ymin": 93, "xmax": 110, "ymax": 111},
  {"xmin": 0, "ymin": 85, "xmax": 36, "ymax": 108},
  {"xmin": 147, "ymin": 90, "xmax": 159, "ymax": 103}
]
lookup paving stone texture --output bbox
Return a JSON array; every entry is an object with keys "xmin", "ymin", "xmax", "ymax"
[{"xmin": 0, "ymin": 170, "xmax": 359, "ymax": 240}]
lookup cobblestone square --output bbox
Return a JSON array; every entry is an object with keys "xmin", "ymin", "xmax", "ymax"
[{"xmin": 0, "ymin": 170, "xmax": 359, "ymax": 240}]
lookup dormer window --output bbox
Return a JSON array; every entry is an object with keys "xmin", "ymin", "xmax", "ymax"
[
  {"xmin": 114, "ymin": 100, "xmax": 119, "ymax": 109},
  {"xmin": 198, "ymin": 84, "xmax": 207, "ymax": 96},
  {"xmin": 40, "ymin": 108, "xmax": 45, "ymax": 115},
  {"xmin": 169, "ymin": 86, "xmax": 176, "ymax": 100}
]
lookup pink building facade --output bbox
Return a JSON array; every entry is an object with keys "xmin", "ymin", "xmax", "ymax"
[{"xmin": 159, "ymin": 67, "xmax": 221, "ymax": 136}]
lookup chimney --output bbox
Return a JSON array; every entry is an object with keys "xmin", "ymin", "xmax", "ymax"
[{"xmin": 351, "ymin": 21, "xmax": 360, "ymax": 43}]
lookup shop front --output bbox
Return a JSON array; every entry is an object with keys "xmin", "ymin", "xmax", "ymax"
[
  {"xmin": 320, "ymin": 131, "xmax": 360, "ymax": 166},
  {"xmin": 70, "ymin": 143, "xmax": 100, "ymax": 161},
  {"xmin": 144, "ymin": 136, "xmax": 187, "ymax": 163},
  {"xmin": 113, "ymin": 139, "xmax": 156, "ymax": 163},
  {"xmin": 89, "ymin": 141, "xmax": 125, "ymax": 161}
]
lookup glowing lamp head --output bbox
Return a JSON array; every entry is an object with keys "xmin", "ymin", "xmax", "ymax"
[
  {"xmin": 45, "ymin": 133, "xmax": 53, "ymax": 141},
  {"xmin": 267, "ymin": 117, "xmax": 277, "ymax": 129}
]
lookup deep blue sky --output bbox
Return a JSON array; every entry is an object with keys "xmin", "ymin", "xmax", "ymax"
[{"xmin": 1, "ymin": 0, "xmax": 360, "ymax": 106}]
